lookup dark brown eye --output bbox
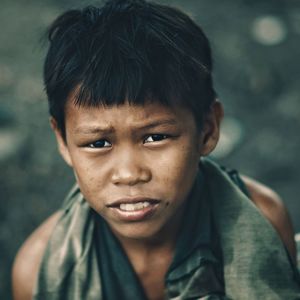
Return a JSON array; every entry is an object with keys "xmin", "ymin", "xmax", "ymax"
[
  {"xmin": 144, "ymin": 134, "xmax": 169, "ymax": 143},
  {"xmin": 88, "ymin": 139, "xmax": 111, "ymax": 148}
]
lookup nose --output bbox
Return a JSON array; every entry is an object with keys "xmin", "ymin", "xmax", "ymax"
[{"xmin": 110, "ymin": 148, "xmax": 151, "ymax": 186}]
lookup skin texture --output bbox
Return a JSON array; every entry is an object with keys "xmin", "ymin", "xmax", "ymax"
[
  {"xmin": 56, "ymin": 101, "xmax": 208, "ymax": 242},
  {"xmin": 12, "ymin": 212, "xmax": 62, "ymax": 300},
  {"xmin": 241, "ymin": 175, "xmax": 297, "ymax": 261},
  {"xmin": 12, "ymin": 101, "xmax": 296, "ymax": 300},
  {"xmin": 52, "ymin": 100, "xmax": 221, "ymax": 299}
]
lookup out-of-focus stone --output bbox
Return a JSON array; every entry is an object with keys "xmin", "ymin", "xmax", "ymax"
[
  {"xmin": 0, "ymin": 64, "xmax": 14, "ymax": 88},
  {"xmin": 212, "ymin": 117, "xmax": 244, "ymax": 159},
  {"xmin": 252, "ymin": 16, "xmax": 287, "ymax": 45},
  {"xmin": 0, "ymin": 127, "xmax": 25, "ymax": 162},
  {"xmin": 276, "ymin": 90, "xmax": 300, "ymax": 120}
]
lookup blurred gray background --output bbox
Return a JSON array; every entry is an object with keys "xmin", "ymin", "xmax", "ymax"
[{"xmin": 1, "ymin": 0, "xmax": 299, "ymax": 298}]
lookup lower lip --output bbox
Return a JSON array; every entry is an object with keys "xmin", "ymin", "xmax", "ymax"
[{"xmin": 109, "ymin": 203, "xmax": 159, "ymax": 222}]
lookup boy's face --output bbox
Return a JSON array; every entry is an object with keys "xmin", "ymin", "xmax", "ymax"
[{"xmin": 52, "ymin": 97, "xmax": 221, "ymax": 242}]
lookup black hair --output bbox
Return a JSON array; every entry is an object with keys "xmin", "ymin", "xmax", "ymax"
[{"xmin": 44, "ymin": 0, "xmax": 216, "ymax": 139}]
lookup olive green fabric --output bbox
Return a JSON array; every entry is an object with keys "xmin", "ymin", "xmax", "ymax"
[
  {"xmin": 33, "ymin": 159, "xmax": 300, "ymax": 299},
  {"xmin": 202, "ymin": 159, "xmax": 300, "ymax": 299}
]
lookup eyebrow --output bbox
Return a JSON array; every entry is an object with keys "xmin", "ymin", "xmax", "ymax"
[
  {"xmin": 74, "ymin": 126, "xmax": 115, "ymax": 135},
  {"xmin": 74, "ymin": 119, "xmax": 178, "ymax": 135}
]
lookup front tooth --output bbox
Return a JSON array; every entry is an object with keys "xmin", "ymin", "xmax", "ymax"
[
  {"xmin": 120, "ymin": 203, "xmax": 135, "ymax": 211},
  {"xmin": 120, "ymin": 202, "xmax": 149, "ymax": 211}
]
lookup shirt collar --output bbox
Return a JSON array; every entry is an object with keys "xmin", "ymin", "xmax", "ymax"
[{"xmin": 167, "ymin": 168, "xmax": 212, "ymax": 275}]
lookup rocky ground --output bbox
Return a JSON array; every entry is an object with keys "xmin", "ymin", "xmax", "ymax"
[{"xmin": 1, "ymin": 0, "xmax": 300, "ymax": 298}]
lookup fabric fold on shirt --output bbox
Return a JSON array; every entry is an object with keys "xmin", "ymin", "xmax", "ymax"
[
  {"xmin": 166, "ymin": 171, "xmax": 226, "ymax": 299},
  {"xmin": 33, "ymin": 158, "xmax": 300, "ymax": 300}
]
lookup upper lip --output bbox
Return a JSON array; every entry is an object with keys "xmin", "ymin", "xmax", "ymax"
[{"xmin": 106, "ymin": 197, "xmax": 160, "ymax": 207}]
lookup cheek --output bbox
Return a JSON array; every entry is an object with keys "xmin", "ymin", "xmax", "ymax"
[
  {"xmin": 154, "ymin": 143, "xmax": 200, "ymax": 193},
  {"xmin": 71, "ymin": 158, "xmax": 107, "ymax": 198},
  {"xmin": 73, "ymin": 166, "xmax": 108, "ymax": 213}
]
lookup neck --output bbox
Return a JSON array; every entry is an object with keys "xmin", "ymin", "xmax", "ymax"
[
  {"xmin": 115, "ymin": 221, "xmax": 181, "ymax": 298},
  {"xmin": 118, "ymin": 231, "xmax": 177, "ymax": 261}
]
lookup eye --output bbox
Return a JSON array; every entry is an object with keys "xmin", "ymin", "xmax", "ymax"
[
  {"xmin": 144, "ymin": 134, "xmax": 170, "ymax": 143},
  {"xmin": 88, "ymin": 139, "xmax": 111, "ymax": 148}
]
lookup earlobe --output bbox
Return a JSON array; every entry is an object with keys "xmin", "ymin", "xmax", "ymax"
[
  {"xmin": 200, "ymin": 101, "xmax": 223, "ymax": 156},
  {"xmin": 50, "ymin": 117, "xmax": 73, "ymax": 167}
]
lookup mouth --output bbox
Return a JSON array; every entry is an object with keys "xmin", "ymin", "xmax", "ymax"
[{"xmin": 107, "ymin": 198, "xmax": 160, "ymax": 221}]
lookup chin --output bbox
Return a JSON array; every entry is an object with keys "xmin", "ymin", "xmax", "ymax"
[{"xmin": 111, "ymin": 222, "xmax": 165, "ymax": 242}]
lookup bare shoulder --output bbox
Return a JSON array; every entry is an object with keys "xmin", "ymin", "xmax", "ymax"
[
  {"xmin": 12, "ymin": 211, "xmax": 62, "ymax": 300},
  {"xmin": 241, "ymin": 175, "xmax": 296, "ymax": 262}
]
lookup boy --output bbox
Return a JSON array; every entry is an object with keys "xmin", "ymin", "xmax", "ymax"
[{"xmin": 12, "ymin": 0, "xmax": 300, "ymax": 299}]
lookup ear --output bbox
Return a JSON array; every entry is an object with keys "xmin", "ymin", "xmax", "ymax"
[
  {"xmin": 50, "ymin": 117, "xmax": 73, "ymax": 167},
  {"xmin": 199, "ymin": 100, "xmax": 224, "ymax": 156}
]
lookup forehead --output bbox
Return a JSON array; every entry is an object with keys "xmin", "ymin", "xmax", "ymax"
[{"xmin": 64, "ymin": 98, "xmax": 196, "ymax": 131}]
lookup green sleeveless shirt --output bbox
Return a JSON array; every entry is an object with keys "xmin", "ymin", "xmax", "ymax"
[{"xmin": 33, "ymin": 159, "xmax": 300, "ymax": 299}]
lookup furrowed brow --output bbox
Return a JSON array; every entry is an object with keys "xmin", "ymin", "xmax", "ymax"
[
  {"xmin": 73, "ymin": 126, "xmax": 115, "ymax": 135},
  {"xmin": 73, "ymin": 119, "xmax": 178, "ymax": 135},
  {"xmin": 136, "ymin": 119, "xmax": 178, "ymax": 131}
]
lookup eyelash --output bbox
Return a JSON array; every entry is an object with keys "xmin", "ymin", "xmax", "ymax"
[{"xmin": 86, "ymin": 134, "xmax": 171, "ymax": 149}]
